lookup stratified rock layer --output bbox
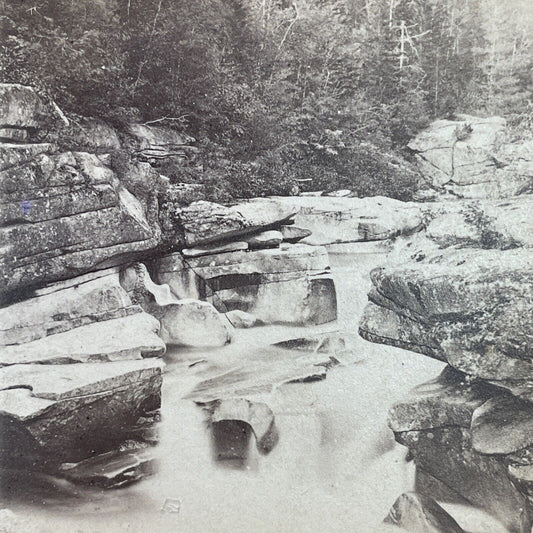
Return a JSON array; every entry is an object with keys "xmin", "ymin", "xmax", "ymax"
[
  {"xmin": 0, "ymin": 150, "xmax": 160, "ymax": 302},
  {"xmin": 156, "ymin": 244, "xmax": 337, "ymax": 325}
]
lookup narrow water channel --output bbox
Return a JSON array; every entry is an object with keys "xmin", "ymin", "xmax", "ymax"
[{"xmin": 2, "ymin": 246, "xmax": 509, "ymax": 532}]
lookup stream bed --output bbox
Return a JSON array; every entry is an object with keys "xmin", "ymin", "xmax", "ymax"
[{"xmin": 1, "ymin": 246, "xmax": 510, "ymax": 532}]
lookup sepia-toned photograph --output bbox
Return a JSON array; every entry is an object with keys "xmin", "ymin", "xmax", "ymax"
[{"xmin": 0, "ymin": 0, "xmax": 532, "ymax": 531}]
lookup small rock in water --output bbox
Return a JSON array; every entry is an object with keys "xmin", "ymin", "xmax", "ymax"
[
  {"xmin": 181, "ymin": 242, "xmax": 249, "ymax": 257},
  {"xmin": 206, "ymin": 398, "xmax": 279, "ymax": 455},
  {"xmin": 225, "ymin": 309, "xmax": 261, "ymax": 328},
  {"xmin": 279, "ymin": 225, "xmax": 312, "ymax": 243},
  {"xmin": 245, "ymin": 230, "xmax": 283, "ymax": 249},
  {"xmin": 383, "ymin": 492, "xmax": 465, "ymax": 533},
  {"xmin": 161, "ymin": 498, "xmax": 181, "ymax": 514},
  {"xmin": 273, "ymin": 332, "xmax": 345, "ymax": 354}
]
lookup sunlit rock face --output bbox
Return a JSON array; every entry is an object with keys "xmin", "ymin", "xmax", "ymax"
[
  {"xmin": 155, "ymin": 244, "xmax": 337, "ymax": 326},
  {"xmin": 408, "ymin": 114, "xmax": 533, "ymax": 199}
]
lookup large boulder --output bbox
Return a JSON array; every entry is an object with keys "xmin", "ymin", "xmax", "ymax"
[
  {"xmin": 155, "ymin": 244, "xmax": 337, "ymax": 325},
  {"xmin": 409, "ymin": 115, "xmax": 533, "ymax": 199},
  {"xmin": 120, "ymin": 262, "xmax": 233, "ymax": 347},
  {"xmin": 359, "ymin": 247, "xmax": 533, "ymax": 381},
  {"xmin": 271, "ymin": 196, "xmax": 423, "ymax": 245},
  {"xmin": 0, "ymin": 150, "xmax": 161, "ymax": 302},
  {"xmin": 0, "ymin": 359, "xmax": 164, "ymax": 464}
]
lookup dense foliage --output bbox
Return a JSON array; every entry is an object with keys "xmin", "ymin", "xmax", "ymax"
[{"xmin": 1, "ymin": 0, "xmax": 531, "ymax": 200}]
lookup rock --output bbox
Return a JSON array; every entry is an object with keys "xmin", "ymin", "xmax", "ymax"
[
  {"xmin": 273, "ymin": 331, "xmax": 346, "ymax": 355},
  {"xmin": 245, "ymin": 230, "xmax": 283, "ymax": 249},
  {"xmin": 279, "ymin": 225, "xmax": 312, "ymax": 243},
  {"xmin": 157, "ymin": 299, "xmax": 233, "ymax": 347},
  {"xmin": 0, "ymin": 84, "xmax": 51, "ymax": 130},
  {"xmin": 471, "ymin": 396, "xmax": 533, "ymax": 455},
  {"xmin": 425, "ymin": 196, "xmax": 533, "ymax": 249},
  {"xmin": 271, "ymin": 196, "xmax": 423, "ymax": 245},
  {"xmin": 182, "ymin": 242, "xmax": 249, "ymax": 257},
  {"xmin": 59, "ymin": 448, "xmax": 156, "ymax": 488},
  {"xmin": 161, "ymin": 182, "xmax": 206, "ymax": 206},
  {"xmin": 120, "ymin": 263, "xmax": 233, "ymax": 347},
  {"xmin": 225, "ymin": 310, "xmax": 261, "ymax": 329},
  {"xmin": 179, "ymin": 199, "xmax": 297, "ymax": 246},
  {"xmin": 395, "ymin": 427, "xmax": 531, "ymax": 533},
  {"xmin": 359, "ymin": 247, "xmax": 533, "ymax": 381},
  {"xmin": 0, "ymin": 268, "xmax": 134, "ymax": 345},
  {"xmin": 206, "ymin": 399, "xmax": 279, "ymax": 454},
  {"xmin": 156, "ymin": 244, "xmax": 337, "ymax": 325},
  {"xmin": 0, "ymin": 359, "xmax": 164, "ymax": 464},
  {"xmin": 383, "ymin": 492, "xmax": 465, "ymax": 533},
  {"xmin": 0, "ymin": 150, "xmax": 160, "ymax": 302},
  {"xmin": 409, "ymin": 115, "xmax": 533, "ymax": 199},
  {"xmin": 0, "ymin": 312, "xmax": 165, "ymax": 365},
  {"xmin": 388, "ymin": 366, "xmax": 496, "ymax": 433},
  {"xmin": 120, "ymin": 263, "xmax": 177, "ymax": 307}
]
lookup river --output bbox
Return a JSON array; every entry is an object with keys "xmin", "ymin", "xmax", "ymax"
[{"xmin": 2, "ymin": 245, "xmax": 509, "ymax": 532}]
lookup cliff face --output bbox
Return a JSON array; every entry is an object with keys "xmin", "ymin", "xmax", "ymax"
[{"xmin": 361, "ymin": 118, "xmax": 533, "ymax": 532}]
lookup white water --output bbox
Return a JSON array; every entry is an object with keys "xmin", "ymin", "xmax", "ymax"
[{"xmin": 3, "ymin": 246, "xmax": 509, "ymax": 533}]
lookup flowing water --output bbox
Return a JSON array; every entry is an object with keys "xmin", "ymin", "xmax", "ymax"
[{"xmin": 1, "ymin": 245, "xmax": 510, "ymax": 532}]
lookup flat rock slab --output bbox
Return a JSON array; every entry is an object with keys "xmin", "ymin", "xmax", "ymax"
[
  {"xmin": 0, "ymin": 268, "xmax": 132, "ymax": 346},
  {"xmin": 425, "ymin": 196, "xmax": 533, "ymax": 249},
  {"xmin": 383, "ymin": 492, "xmax": 465, "ymax": 533},
  {"xmin": 271, "ymin": 195, "xmax": 423, "ymax": 245},
  {"xmin": 0, "ymin": 359, "xmax": 164, "ymax": 463},
  {"xmin": 0, "ymin": 312, "xmax": 165, "ymax": 365}
]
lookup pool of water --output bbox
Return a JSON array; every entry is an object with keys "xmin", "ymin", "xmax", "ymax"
[{"xmin": 1, "ymin": 246, "xmax": 509, "ymax": 532}]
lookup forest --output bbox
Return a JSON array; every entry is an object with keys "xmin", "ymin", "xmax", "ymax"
[{"xmin": 1, "ymin": 0, "xmax": 532, "ymax": 200}]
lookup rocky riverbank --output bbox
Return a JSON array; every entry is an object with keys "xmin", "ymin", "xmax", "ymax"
[{"xmin": 1, "ymin": 83, "xmax": 532, "ymax": 532}]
